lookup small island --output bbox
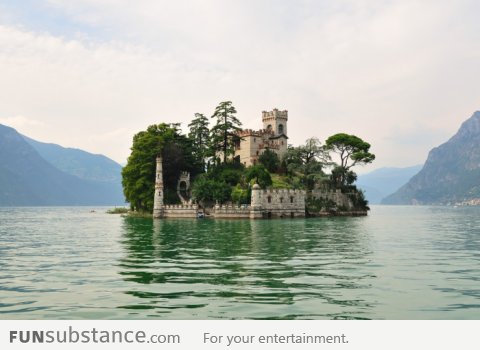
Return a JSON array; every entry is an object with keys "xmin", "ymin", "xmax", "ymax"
[{"xmin": 121, "ymin": 101, "xmax": 375, "ymax": 219}]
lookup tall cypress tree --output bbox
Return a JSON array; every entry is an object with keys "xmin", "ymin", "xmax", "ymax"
[
  {"xmin": 210, "ymin": 101, "xmax": 242, "ymax": 163},
  {"xmin": 188, "ymin": 113, "xmax": 210, "ymax": 167}
]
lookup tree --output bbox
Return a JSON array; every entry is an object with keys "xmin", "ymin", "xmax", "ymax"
[
  {"xmin": 191, "ymin": 174, "xmax": 231, "ymax": 204},
  {"xmin": 330, "ymin": 166, "xmax": 357, "ymax": 187},
  {"xmin": 188, "ymin": 113, "xmax": 210, "ymax": 167},
  {"xmin": 298, "ymin": 137, "xmax": 330, "ymax": 165},
  {"xmin": 282, "ymin": 138, "xmax": 330, "ymax": 190},
  {"xmin": 122, "ymin": 123, "xmax": 201, "ymax": 212},
  {"xmin": 258, "ymin": 149, "xmax": 280, "ymax": 172},
  {"xmin": 325, "ymin": 133, "xmax": 375, "ymax": 186},
  {"xmin": 231, "ymin": 184, "xmax": 250, "ymax": 204},
  {"xmin": 210, "ymin": 101, "xmax": 242, "ymax": 163},
  {"xmin": 325, "ymin": 133, "xmax": 375, "ymax": 170},
  {"xmin": 245, "ymin": 164, "xmax": 272, "ymax": 188}
]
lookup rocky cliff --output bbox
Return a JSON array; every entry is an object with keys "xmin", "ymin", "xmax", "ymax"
[{"xmin": 382, "ymin": 111, "xmax": 480, "ymax": 204}]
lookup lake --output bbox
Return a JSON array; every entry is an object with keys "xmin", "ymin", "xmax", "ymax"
[{"xmin": 0, "ymin": 206, "xmax": 479, "ymax": 319}]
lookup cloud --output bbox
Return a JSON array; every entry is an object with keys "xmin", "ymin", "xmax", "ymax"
[
  {"xmin": 1, "ymin": 1, "xmax": 480, "ymax": 168},
  {"xmin": 0, "ymin": 115, "xmax": 45, "ymax": 128}
]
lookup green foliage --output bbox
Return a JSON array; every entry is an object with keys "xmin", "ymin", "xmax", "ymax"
[
  {"xmin": 207, "ymin": 162, "xmax": 245, "ymax": 186},
  {"xmin": 191, "ymin": 162, "xmax": 246, "ymax": 204},
  {"xmin": 191, "ymin": 174, "xmax": 231, "ymax": 204},
  {"xmin": 325, "ymin": 133, "xmax": 375, "ymax": 187},
  {"xmin": 210, "ymin": 101, "xmax": 242, "ymax": 163},
  {"xmin": 245, "ymin": 164, "xmax": 272, "ymax": 188},
  {"xmin": 259, "ymin": 149, "xmax": 280, "ymax": 172},
  {"xmin": 231, "ymin": 184, "xmax": 250, "ymax": 204},
  {"xmin": 347, "ymin": 190, "xmax": 369, "ymax": 211},
  {"xmin": 270, "ymin": 174, "xmax": 293, "ymax": 189},
  {"xmin": 282, "ymin": 138, "xmax": 330, "ymax": 190},
  {"xmin": 106, "ymin": 207, "xmax": 129, "ymax": 214},
  {"xmin": 121, "ymin": 123, "xmax": 202, "ymax": 212},
  {"xmin": 330, "ymin": 166, "xmax": 357, "ymax": 187},
  {"xmin": 188, "ymin": 113, "xmax": 210, "ymax": 167},
  {"xmin": 325, "ymin": 133, "xmax": 375, "ymax": 170}
]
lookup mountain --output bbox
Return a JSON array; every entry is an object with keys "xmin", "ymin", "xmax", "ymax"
[
  {"xmin": 23, "ymin": 135, "xmax": 121, "ymax": 183},
  {"xmin": 382, "ymin": 111, "xmax": 480, "ymax": 205},
  {"xmin": 0, "ymin": 124, "xmax": 125, "ymax": 206},
  {"xmin": 356, "ymin": 165, "xmax": 422, "ymax": 204}
]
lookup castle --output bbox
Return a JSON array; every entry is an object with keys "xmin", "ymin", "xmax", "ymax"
[
  {"xmin": 152, "ymin": 108, "xmax": 366, "ymax": 219},
  {"xmin": 153, "ymin": 158, "xmax": 307, "ymax": 219},
  {"xmin": 233, "ymin": 108, "xmax": 289, "ymax": 167}
]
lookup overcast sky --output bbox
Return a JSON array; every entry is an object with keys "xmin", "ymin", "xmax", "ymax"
[{"xmin": 1, "ymin": 0, "xmax": 479, "ymax": 172}]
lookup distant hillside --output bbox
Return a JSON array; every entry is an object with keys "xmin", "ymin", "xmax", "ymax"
[
  {"xmin": 0, "ymin": 124, "xmax": 125, "ymax": 206},
  {"xmin": 23, "ymin": 135, "xmax": 122, "ymax": 183},
  {"xmin": 383, "ymin": 111, "xmax": 480, "ymax": 205},
  {"xmin": 357, "ymin": 165, "xmax": 422, "ymax": 204}
]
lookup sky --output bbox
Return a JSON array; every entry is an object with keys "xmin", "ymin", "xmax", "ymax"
[{"xmin": 0, "ymin": 0, "xmax": 479, "ymax": 172}]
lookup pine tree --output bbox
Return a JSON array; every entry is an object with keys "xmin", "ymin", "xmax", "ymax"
[
  {"xmin": 188, "ymin": 113, "xmax": 210, "ymax": 166},
  {"xmin": 210, "ymin": 101, "xmax": 242, "ymax": 163}
]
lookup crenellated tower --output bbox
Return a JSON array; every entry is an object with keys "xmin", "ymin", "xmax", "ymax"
[
  {"xmin": 153, "ymin": 156, "xmax": 164, "ymax": 218},
  {"xmin": 262, "ymin": 108, "xmax": 288, "ymax": 136}
]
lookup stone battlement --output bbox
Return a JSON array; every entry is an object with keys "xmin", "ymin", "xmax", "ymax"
[
  {"xmin": 164, "ymin": 204, "xmax": 198, "ymax": 210},
  {"xmin": 162, "ymin": 204, "xmax": 198, "ymax": 218},
  {"xmin": 262, "ymin": 108, "xmax": 288, "ymax": 121},
  {"xmin": 259, "ymin": 189, "xmax": 306, "ymax": 195},
  {"xmin": 213, "ymin": 204, "xmax": 251, "ymax": 219},
  {"xmin": 237, "ymin": 128, "xmax": 274, "ymax": 137}
]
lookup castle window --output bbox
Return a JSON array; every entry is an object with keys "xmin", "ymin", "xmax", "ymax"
[
  {"xmin": 280, "ymin": 197, "xmax": 284, "ymax": 203},
  {"xmin": 267, "ymin": 124, "xmax": 272, "ymax": 130},
  {"xmin": 278, "ymin": 124, "xmax": 284, "ymax": 134},
  {"xmin": 254, "ymin": 138, "xmax": 256, "ymax": 143},
  {"xmin": 290, "ymin": 196, "xmax": 294, "ymax": 203},
  {"xmin": 281, "ymin": 141, "xmax": 284, "ymax": 145},
  {"xmin": 256, "ymin": 151, "xmax": 259, "ymax": 156},
  {"xmin": 267, "ymin": 196, "xmax": 272, "ymax": 203},
  {"xmin": 159, "ymin": 191, "xmax": 162, "ymax": 196}
]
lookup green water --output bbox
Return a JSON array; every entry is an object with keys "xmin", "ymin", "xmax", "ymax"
[{"xmin": 0, "ymin": 206, "xmax": 479, "ymax": 319}]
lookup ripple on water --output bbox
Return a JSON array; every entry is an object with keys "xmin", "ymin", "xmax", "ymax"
[{"xmin": 0, "ymin": 206, "xmax": 479, "ymax": 319}]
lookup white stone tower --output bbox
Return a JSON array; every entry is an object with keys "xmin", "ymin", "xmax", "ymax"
[
  {"xmin": 262, "ymin": 108, "xmax": 288, "ymax": 136},
  {"xmin": 153, "ymin": 156, "xmax": 164, "ymax": 218}
]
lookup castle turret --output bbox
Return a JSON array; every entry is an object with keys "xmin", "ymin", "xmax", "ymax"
[
  {"xmin": 262, "ymin": 108, "xmax": 288, "ymax": 136},
  {"xmin": 250, "ymin": 183, "xmax": 263, "ymax": 219},
  {"xmin": 153, "ymin": 156, "xmax": 164, "ymax": 218}
]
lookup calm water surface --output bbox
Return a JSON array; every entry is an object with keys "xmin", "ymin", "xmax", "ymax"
[{"xmin": 0, "ymin": 206, "xmax": 479, "ymax": 319}]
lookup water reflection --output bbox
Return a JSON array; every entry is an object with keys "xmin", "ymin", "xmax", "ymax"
[
  {"xmin": 118, "ymin": 217, "xmax": 375, "ymax": 319},
  {"xmin": 1, "ymin": 206, "xmax": 479, "ymax": 319}
]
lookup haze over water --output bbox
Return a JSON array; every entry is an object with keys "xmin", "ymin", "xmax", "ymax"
[{"xmin": 0, "ymin": 206, "xmax": 479, "ymax": 319}]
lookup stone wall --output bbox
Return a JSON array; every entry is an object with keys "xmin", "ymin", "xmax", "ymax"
[
  {"xmin": 311, "ymin": 189, "xmax": 355, "ymax": 210},
  {"xmin": 162, "ymin": 204, "xmax": 198, "ymax": 218},
  {"xmin": 254, "ymin": 188, "xmax": 306, "ymax": 218},
  {"xmin": 235, "ymin": 134, "xmax": 262, "ymax": 166},
  {"xmin": 213, "ymin": 204, "xmax": 251, "ymax": 219}
]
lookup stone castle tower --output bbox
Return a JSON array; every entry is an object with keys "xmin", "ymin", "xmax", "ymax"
[
  {"xmin": 262, "ymin": 108, "xmax": 288, "ymax": 136},
  {"xmin": 153, "ymin": 156, "xmax": 164, "ymax": 218},
  {"xmin": 234, "ymin": 108, "xmax": 289, "ymax": 167}
]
